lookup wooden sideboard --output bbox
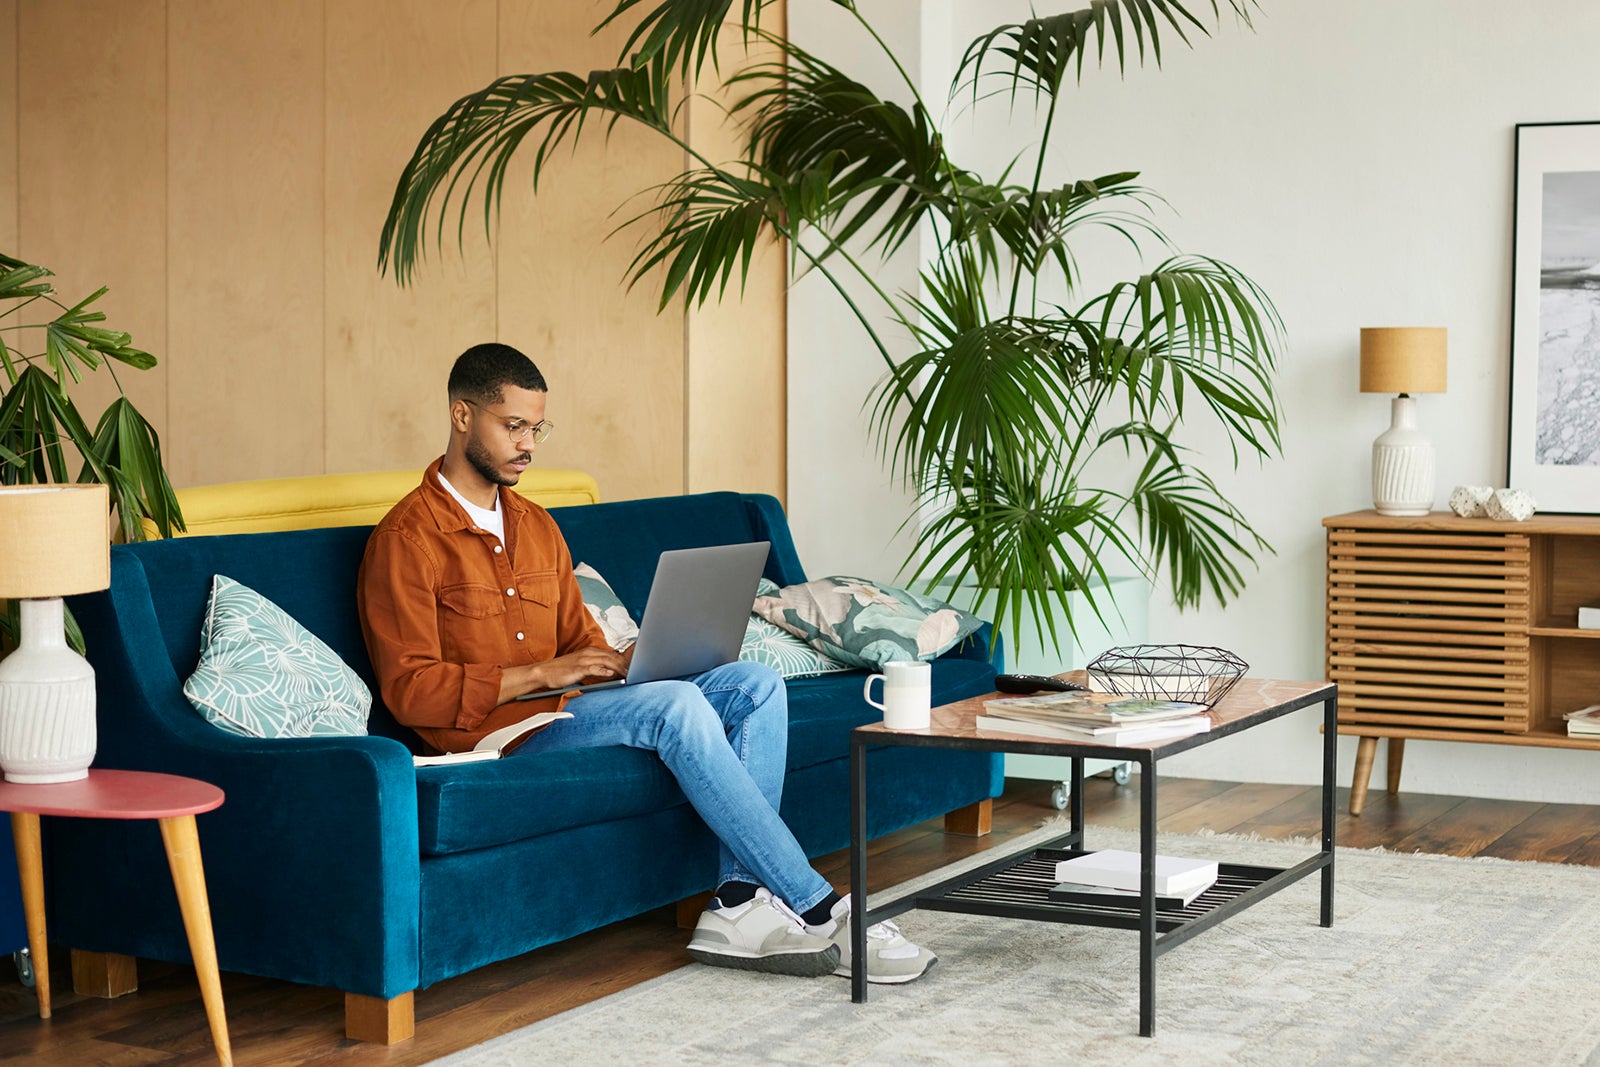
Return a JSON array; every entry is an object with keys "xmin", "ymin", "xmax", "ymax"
[{"xmin": 1324, "ymin": 509, "xmax": 1600, "ymax": 814}]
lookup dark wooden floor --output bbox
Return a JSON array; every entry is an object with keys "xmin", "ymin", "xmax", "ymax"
[{"xmin": 4, "ymin": 773, "xmax": 1598, "ymax": 1065}]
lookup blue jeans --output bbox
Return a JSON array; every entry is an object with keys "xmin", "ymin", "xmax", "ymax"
[{"xmin": 518, "ymin": 661, "xmax": 833, "ymax": 915}]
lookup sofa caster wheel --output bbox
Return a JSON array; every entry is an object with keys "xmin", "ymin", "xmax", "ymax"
[
  {"xmin": 1111, "ymin": 763, "xmax": 1131, "ymax": 786},
  {"xmin": 13, "ymin": 948, "xmax": 33, "ymax": 989},
  {"xmin": 1050, "ymin": 782, "xmax": 1069, "ymax": 810}
]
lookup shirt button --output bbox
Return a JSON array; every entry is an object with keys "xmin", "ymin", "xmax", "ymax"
[
  {"xmin": 506, "ymin": 588, "xmax": 516, "ymax": 597},
  {"xmin": 516, "ymin": 632, "xmax": 525, "ymax": 641},
  {"xmin": 493, "ymin": 545, "xmax": 503, "ymax": 554}
]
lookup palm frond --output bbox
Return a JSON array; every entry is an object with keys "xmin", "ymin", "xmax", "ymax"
[
  {"xmin": 1128, "ymin": 450, "xmax": 1272, "ymax": 608},
  {"xmin": 596, "ymin": 0, "xmax": 857, "ymax": 77},
  {"xmin": 379, "ymin": 62, "xmax": 680, "ymax": 285},
  {"xmin": 615, "ymin": 167, "xmax": 785, "ymax": 309},
  {"xmin": 905, "ymin": 456, "xmax": 1139, "ymax": 661},
  {"xmin": 1075, "ymin": 255, "xmax": 1284, "ymax": 458},
  {"xmin": 730, "ymin": 42, "xmax": 957, "ymax": 262},
  {"xmin": 956, "ymin": 0, "xmax": 1255, "ymax": 105},
  {"xmin": 86, "ymin": 397, "xmax": 184, "ymax": 541},
  {"xmin": 872, "ymin": 306, "xmax": 1083, "ymax": 496}
]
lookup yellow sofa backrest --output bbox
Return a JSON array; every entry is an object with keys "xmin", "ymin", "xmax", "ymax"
[{"xmin": 153, "ymin": 468, "xmax": 600, "ymax": 537}]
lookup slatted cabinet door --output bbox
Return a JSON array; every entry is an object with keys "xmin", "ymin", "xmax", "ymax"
[{"xmin": 1327, "ymin": 526, "xmax": 1532, "ymax": 734}]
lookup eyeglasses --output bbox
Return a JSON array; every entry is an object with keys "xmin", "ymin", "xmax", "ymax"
[{"xmin": 462, "ymin": 398, "xmax": 554, "ymax": 446}]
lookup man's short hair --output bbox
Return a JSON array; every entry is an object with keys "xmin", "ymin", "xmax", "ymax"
[{"xmin": 447, "ymin": 343, "xmax": 548, "ymax": 405}]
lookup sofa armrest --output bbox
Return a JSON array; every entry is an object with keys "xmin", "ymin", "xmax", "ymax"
[{"xmin": 59, "ymin": 581, "xmax": 423, "ymax": 998}]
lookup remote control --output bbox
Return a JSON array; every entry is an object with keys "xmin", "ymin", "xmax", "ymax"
[{"xmin": 994, "ymin": 673, "xmax": 1088, "ymax": 695}]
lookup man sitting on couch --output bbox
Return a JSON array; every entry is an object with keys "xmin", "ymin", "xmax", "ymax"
[{"xmin": 356, "ymin": 342, "xmax": 934, "ymax": 984}]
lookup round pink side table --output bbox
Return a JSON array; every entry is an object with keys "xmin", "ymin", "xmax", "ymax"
[{"xmin": 0, "ymin": 769, "xmax": 231, "ymax": 1067}]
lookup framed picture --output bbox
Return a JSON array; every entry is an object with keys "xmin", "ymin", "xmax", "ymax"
[{"xmin": 1508, "ymin": 121, "xmax": 1600, "ymax": 513}]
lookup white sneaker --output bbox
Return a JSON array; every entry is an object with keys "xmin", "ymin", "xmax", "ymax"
[
  {"xmin": 687, "ymin": 888, "xmax": 840, "ymax": 977},
  {"xmin": 808, "ymin": 894, "xmax": 937, "ymax": 984}
]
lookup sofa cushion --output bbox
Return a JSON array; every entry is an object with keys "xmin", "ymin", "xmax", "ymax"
[
  {"xmin": 182, "ymin": 574, "xmax": 371, "ymax": 738},
  {"xmin": 415, "ymin": 745, "xmax": 692, "ymax": 856},
  {"xmin": 783, "ymin": 655, "xmax": 997, "ymax": 772},
  {"xmin": 754, "ymin": 576, "xmax": 985, "ymax": 669}
]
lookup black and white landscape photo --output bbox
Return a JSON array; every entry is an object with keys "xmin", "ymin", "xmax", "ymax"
[{"xmin": 1535, "ymin": 169, "xmax": 1600, "ymax": 467}]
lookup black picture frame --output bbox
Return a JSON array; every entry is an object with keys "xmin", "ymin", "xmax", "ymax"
[{"xmin": 1507, "ymin": 120, "xmax": 1600, "ymax": 513}]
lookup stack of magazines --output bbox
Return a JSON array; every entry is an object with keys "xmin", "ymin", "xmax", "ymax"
[
  {"xmin": 976, "ymin": 690, "xmax": 1212, "ymax": 745},
  {"xmin": 1564, "ymin": 704, "xmax": 1600, "ymax": 737}
]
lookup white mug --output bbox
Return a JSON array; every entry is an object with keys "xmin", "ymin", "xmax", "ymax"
[{"xmin": 864, "ymin": 660, "xmax": 931, "ymax": 730}]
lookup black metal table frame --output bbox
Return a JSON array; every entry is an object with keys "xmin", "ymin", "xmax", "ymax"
[{"xmin": 848, "ymin": 683, "xmax": 1337, "ymax": 1037}]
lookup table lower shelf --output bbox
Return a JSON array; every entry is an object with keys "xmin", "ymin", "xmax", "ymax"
[{"xmin": 909, "ymin": 841, "xmax": 1298, "ymax": 936}]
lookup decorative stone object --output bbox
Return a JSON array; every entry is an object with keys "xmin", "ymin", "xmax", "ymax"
[
  {"xmin": 1486, "ymin": 488, "xmax": 1537, "ymax": 522},
  {"xmin": 1448, "ymin": 485, "xmax": 1495, "ymax": 518}
]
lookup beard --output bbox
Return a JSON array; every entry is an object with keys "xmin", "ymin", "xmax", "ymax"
[{"xmin": 465, "ymin": 435, "xmax": 530, "ymax": 487}]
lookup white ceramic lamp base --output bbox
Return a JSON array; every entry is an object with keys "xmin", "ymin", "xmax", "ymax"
[
  {"xmin": 0, "ymin": 597, "xmax": 97, "ymax": 783},
  {"xmin": 1372, "ymin": 395, "xmax": 1435, "ymax": 516}
]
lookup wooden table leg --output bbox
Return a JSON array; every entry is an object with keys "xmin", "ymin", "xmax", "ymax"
[
  {"xmin": 1349, "ymin": 736, "xmax": 1377, "ymax": 816},
  {"xmin": 158, "ymin": 815, "xmax": 232, "ymax": 1067},
  {"xmin": 10, "ymin": 812, "xmax": 49, "ymax": 1020}
]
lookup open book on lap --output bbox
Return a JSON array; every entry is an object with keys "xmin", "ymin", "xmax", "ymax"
[{"xmin": 412, "ymin": 709, "xmax": 573, "ymax": 767}]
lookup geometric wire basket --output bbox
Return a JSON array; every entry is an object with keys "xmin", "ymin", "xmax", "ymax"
[{"xmin": 1085, "ymin": 644, "xmax": 1248, "ymax": 708}]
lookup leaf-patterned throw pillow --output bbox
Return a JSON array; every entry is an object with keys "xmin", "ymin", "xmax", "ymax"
[
  {"xmin": 574, "ymin": 562, "xmax": 640, "ymax": 650},
  {"xmin": 752, "ymin": 576, "xmax": 984, "ymax": 670},
  {"xmin": 739, "ymin": 614, "xmax": 853, "ymax": 679},
  {"xmin": 182, "ymin": 575, "xmax": 370, "ymax": 738}
]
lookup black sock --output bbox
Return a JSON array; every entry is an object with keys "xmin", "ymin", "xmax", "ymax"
[
  {"xmin": 713, "ymin": 881, "xmax": 760, "ymax": 908},
  {"xmin": 801, "ymin": 891, "xmax": 841, "ymax": 927}
]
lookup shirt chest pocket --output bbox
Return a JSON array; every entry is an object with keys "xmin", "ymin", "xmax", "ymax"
[
  {"xmin": 515, "ymin": 571, "xmax": 559, "ymax": 609},
  {"xmin": 439, "ymin": 583, "xmax": 509, "ymax": 619}
]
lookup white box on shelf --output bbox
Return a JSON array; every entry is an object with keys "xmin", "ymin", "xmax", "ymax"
[
  {"xmin": 1053, "ymin": 849, "xmax": 1218, "ymax": 897},
  {"xmin": 1577, "ymin": 604, "xmax": 1600, "ymax": 630}
]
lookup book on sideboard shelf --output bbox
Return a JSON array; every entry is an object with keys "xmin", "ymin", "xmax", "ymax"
[{"xmin": 1564, "ymin": 705, "xmax": 1600, "ymax": 737}]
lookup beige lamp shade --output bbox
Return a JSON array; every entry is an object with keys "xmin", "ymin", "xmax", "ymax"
[
  {"xmin": 0, "ymin": 484, "xmax": 111, "ymax": 599},
  {"xmin": 1360, "ymin": 327, "xmax": 1448, "ymax": 394}
]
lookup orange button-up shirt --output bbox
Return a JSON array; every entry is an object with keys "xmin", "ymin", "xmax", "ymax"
[{"xmin": 356, "ymin": 458, "xmax": 608, "ymax": 753}]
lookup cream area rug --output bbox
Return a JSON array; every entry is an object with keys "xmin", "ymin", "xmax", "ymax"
[{"xmin": 432, "ymin": 824, "xmax": 1600, "ymax": 1067}]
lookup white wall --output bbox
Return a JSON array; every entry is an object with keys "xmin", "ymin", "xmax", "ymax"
[{"xmin": 789, "ymin": 0, "xmax": 1600, "ymax": 804}]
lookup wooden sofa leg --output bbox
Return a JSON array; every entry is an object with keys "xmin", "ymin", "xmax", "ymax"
[
  {"xmin": 345, "ymin": 991, "xmax": 414, "ymax": 1045},
  {"xmin": 677, "ymin": 891, "xmax": 714, "ymax": 929},
  {"xmin": 944, "ymin": 798, "xmax": 992, "ymax": 837},
  {"xmin": 72, "ymin": 949, "xmax": 138, "ymax": 998}
]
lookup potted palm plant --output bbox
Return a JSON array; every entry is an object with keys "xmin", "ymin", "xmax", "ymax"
[
  {"xmin": 377, "ymin": 0, "xmax": 1282, "ymax": 661},
  {"xmin": 0, "ymin": 253, "xmax": 184, "ymax": 648}
]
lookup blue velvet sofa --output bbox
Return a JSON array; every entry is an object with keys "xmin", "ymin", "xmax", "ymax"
[{"xmin": 49, "ymin": 491, "xmax": 1001, "ymax": 1042}]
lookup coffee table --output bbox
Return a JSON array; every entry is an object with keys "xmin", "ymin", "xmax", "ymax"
[{"xmin": 848, "ymin": 675, "xmax": 1337, "ymax": 1036}]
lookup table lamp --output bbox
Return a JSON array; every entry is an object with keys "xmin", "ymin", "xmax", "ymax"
[
  {"xmin": 1359, "ymin": 327, "xmax": 1448, "ymax": 516},
  {"xmin": 0, "ymin": 484, "xmax": 111, "ymax": 783}
]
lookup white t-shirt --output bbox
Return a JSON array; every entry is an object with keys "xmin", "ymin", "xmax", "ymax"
[{"xmin": 436, "ymin": 470, "xmax": 505, "ymax": 546}]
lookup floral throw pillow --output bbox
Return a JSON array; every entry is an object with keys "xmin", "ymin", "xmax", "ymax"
[
  {"xmin": 752, "ymin": 576, "xmax": 984, "ymax": 669},
  {"xmin": 574, "ymin": 562, "xmax": 639, "ymax": 650},
  {"xmin": 182, "ymin": 575, "xmax": 370, "ymax": 738}
]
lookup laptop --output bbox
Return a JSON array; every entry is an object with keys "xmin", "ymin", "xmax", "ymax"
[{"xmin": 516, "ymin": 541, "xmax": 771, "ymax": 700}]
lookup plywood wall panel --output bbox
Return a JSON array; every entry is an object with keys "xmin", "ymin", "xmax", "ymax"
[
  {"xmin": 0, "ymin": 1, "xmax": 17, "ymax": 255},
  {"xmin": 17, "ymin": 1, "xmax": 167, "ymax": 442},
  {"xmin": 684, "ymin": 19, "xmax": 787, "ymax": 500},
  {"xmin": 495, "ymin": 0, "xmax": 686, "ymax": 502},
  {"xmin": 324, "ymin": 0, "xmax": 498, "ymax": 474},
  {"xmin": 167, "ymin": 0, "xmax": 324, "ymax": 486}
]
